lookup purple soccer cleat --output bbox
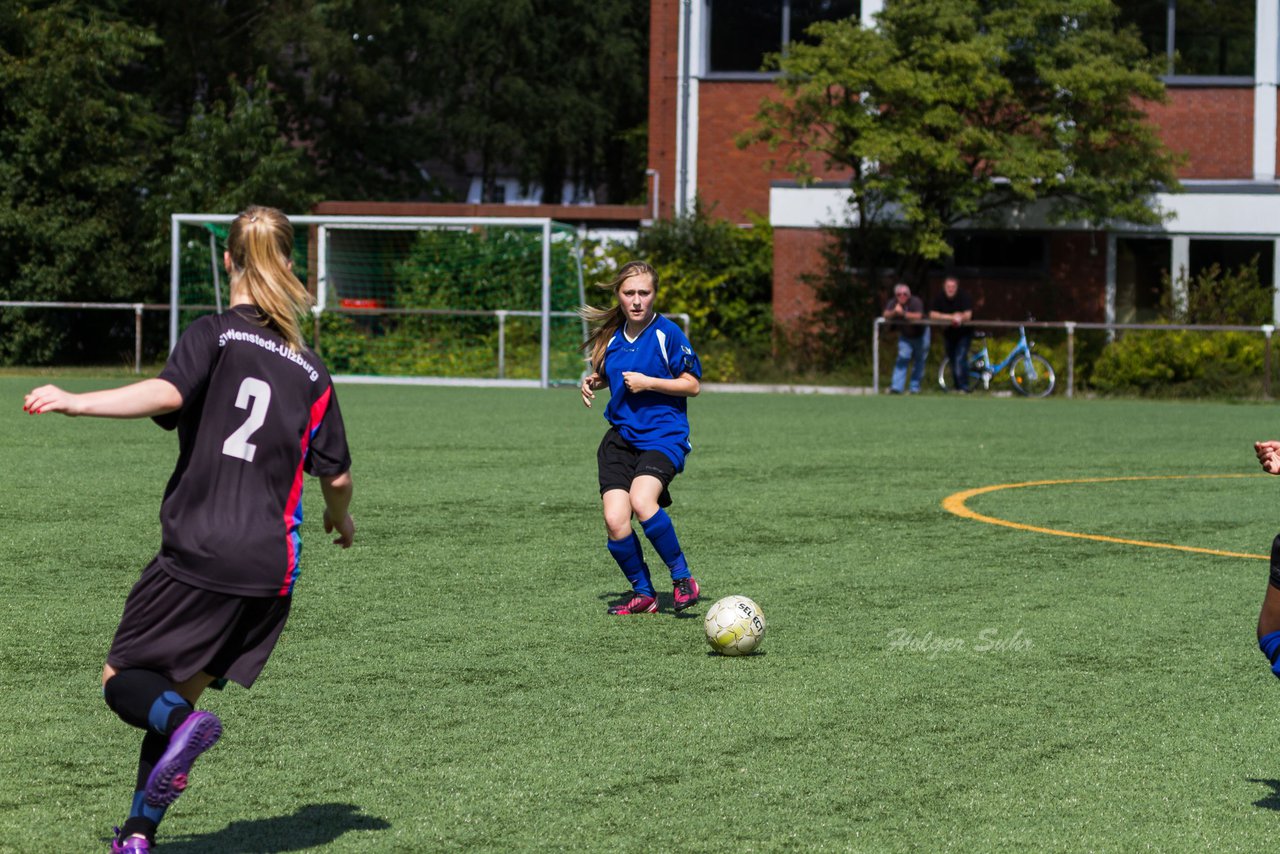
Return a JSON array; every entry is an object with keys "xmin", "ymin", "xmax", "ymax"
[
  {"xmin": 144, "ymin": 710, "xmax": 222, "ymax": 807},
  {"xmin": 111, "ymin": 828, "xmax": 150, "ymax": 853}
]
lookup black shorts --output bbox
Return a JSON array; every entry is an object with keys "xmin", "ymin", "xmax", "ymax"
[
  {"xmin": 107, "ymin": 558, "xmax": 291, "ymax": 688},
  {"xmin": 597, "ymin": 427, "xmax": 676, "ymax": 508}
]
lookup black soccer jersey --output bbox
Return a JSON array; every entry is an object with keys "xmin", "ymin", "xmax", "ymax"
[{"xmin": 150, "ymin": 306, "xmax": 351, "ymax": 597}]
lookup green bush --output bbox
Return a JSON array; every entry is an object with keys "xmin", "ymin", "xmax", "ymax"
[
  {"xmin": 1086, "ymin": 259, "xmax": 1272, "ymax": 397},
  {"xmin": 315, "ymin": 301, "xmax": 582, "ymax": 380},
  {"xmin": 577, "ymin": 201, "xmax": 774, "ymax": 382},
  {"xmin": 1090, "ymin": 330, "xmax": 1266, "ymax": 397},
  {"xmin": 393, "ymin": 227, "xmax": 580, "ymax": 341},
  {"xmin": 312, "ymin": 226, "xmax": 585, "ymax": 379},
  {"xmin": 1166, "ymin": 260, "xmax": 1272, "ymax": 326},
  {"xmin": 635, "ymin": 202, "xmax": 774, "ymax": 350}
]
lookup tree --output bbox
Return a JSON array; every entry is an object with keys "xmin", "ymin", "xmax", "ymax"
[
  {"xmin": 744, "ymin": 0, "xmax": 1181, "ymax": 283},
  {"xmin": 143, "ymin": 66, "xmax": 318, "ymax": 260},
  {"xmin": 0, "ymin": 0, "xmax": 652, "ymax": 366},
  {"xmin": 520, "ymin": 0, "xmax": 649, "ymax": 204},
  {"xmin": 426, "ymin": 0, "xmax": 648, "ymax": 204},
  {"xmin": 110, "ymin": 0, "xmax": 648, "ymax": 203},
  {"xmin": 636, "ymin": 202, "xmax": 773, "ymax": 347},
  {"xmin": 0, "ymin": 2, "xmax": 162, "ymax": 363},
  {"xmin": 108, "ymin": 0, "xmax": 446, "ymax": 201}
]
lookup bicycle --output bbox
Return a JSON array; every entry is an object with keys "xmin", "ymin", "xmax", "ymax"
[{"xmin": 937, "ymin": 325, "xmax": 1055, "ymax": 397}]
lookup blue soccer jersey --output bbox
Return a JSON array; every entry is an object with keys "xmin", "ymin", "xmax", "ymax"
[{"xmin": 601, "ymin": 314, "xmax": 702, "ymax": 470}]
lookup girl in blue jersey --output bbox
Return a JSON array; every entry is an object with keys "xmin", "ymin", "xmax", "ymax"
[
  {"xmin": 1255, "ymin": 440, "xmax": 1280, "ymax": 679},
  {"xmin": 580, "ymin": 261, "xmax": 703, "ymax": 615},
  {"xmin": 23, "ymin": 207, "xmax": 354, "ymax": 853}
]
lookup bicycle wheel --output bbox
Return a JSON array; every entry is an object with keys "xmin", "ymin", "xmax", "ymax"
[
  {"xmin": 1010, "ymin": 353, "xmax": 1055, "ymax": 397},
  {"xmin": 937, "ymin": 359, "xmax": 953, "ymax": 391}
]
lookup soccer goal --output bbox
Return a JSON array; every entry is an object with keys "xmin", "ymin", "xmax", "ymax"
[{"xmin": 169, "ymin": 214, "xmax": 588, "ymax": 388}]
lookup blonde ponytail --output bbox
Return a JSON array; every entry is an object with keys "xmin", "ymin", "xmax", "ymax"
[
  {"xmin": 226, "ymin": 206, "xmax": 313, "ymax": 351},
  {"xmin": 579, "ymin": 261, "xmax": 657, "ymax": 373}
]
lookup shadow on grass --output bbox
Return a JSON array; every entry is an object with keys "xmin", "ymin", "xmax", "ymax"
[
  {"xmin": 1247, "ymin": 779, "xmax": 1280, "ymax": 811},
  {"xmin": 158, "ymin": 802, "xmax": 390, "ymax": 852}
]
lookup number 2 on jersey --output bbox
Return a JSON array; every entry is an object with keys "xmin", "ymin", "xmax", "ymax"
[{"xmin": 222, "ymin": 377, "xmax": 272, "ymax": 462}]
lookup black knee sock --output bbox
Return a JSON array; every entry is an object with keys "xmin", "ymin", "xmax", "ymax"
[
  {"xmin": 116, "ymin": 719, "xmax": 173, "ymax": 841},
  {"xmin": 104, "ymin": 669, "xmax": 192, "ymax": 735},
  {"xmin": 119, "ymin": 814, "xmax": 158, "ymax": 842},
  {"xmin": 135, "ymin": 730, "xmax": 168, "ymax": 790}
]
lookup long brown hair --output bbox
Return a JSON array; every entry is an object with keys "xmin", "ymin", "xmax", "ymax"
[
  {"xmin": 226, "ymin": 205, "xmax": 313, "ymax": 351},
  {"xmin": 579, "ymin": 261, "xmax": 658, "ymax": 373}
]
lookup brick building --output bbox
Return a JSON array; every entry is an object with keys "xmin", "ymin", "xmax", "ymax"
[{"xmin": 647, "ymin": 1, "xmax": 1280, "ymax": 331}]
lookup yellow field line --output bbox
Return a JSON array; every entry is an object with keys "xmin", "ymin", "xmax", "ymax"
[{"xmin": 941, "ymin": 474, "xmax": 1269, "ymax": 560}]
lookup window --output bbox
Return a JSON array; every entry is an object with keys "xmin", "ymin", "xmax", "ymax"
[
  {"xmin": 1115, "ymin": 237, "xmax": 1170, "ymax": 324},
  {"xmin": 1116, "ymin": 0, "xmax": 1255, "ymax": 78},
  {"xmin": 707, "ymin": 0, "xmax": 859, "ymax": 74},
  {"xmin": 1185, "ymin": 239, "xmax": 1274, "ymax": 324},
  {"xmin": 1189, "ymin": 239, "xmax": 1274, "ymax": 283},
  {"xmin": 790, "ymin": 0, "xmax": 854, "ymax": 48},
  {"xmin": 947, "ymin": 232, "xmax": 1048, "ymax": 275},
  {"xmin": 1115, "ymin": 238, "xmax": 1274, "ymax": 325}
]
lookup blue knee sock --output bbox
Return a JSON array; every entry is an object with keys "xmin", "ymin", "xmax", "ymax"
[
  {"xmin": 1261, "ymin": 630, "xmax": 1280, "ymax": 679},
  {"xmin": 607, "ymin": 533, "xmax": 654, "ymax": 596},
  {"xmin": 104, "ymin": 670, "xmax": 191, "ymax": 735},
  {"xmin": 639, "ymin": 509, "xmax": 689, "ymax": 581},
  {"xmin": 128, "ymin": 789, "xmax": 167, "ymax": 828},
  {"xmin": 148, "ymin": 691, "xmax": 190, "ymax": 734},
  {"xmin": 120, "ymin": 731, "xmax": 170, "ymax": 841},
  {"xmin": 105, "ymin": 673, "xmax": 191, "ymax": 842}
]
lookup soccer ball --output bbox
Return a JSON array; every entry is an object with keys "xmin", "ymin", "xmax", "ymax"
[{"xmin": 703, "ymin": 595, "xmax": 766, "ymax": 656}]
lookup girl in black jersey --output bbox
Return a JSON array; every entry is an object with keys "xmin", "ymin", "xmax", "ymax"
[{"xmin": 23, "ymin": 206, "xmax": 355, "ymax": 854}]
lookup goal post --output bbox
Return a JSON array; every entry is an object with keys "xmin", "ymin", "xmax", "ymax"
[{"xmin": 170, "ymin": 213, "xmax": 588, "ymax": 388}]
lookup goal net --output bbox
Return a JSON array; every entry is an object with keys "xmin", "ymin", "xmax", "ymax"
[{"xmin": 169, "ymin": 214, "xmax": 587, "ymax": 387}]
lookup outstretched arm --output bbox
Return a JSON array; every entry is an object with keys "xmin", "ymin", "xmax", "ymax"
[
  {"xmin": 321, "ymin": 471, "xmax": 355, "ymax": 548},
  {"xmin": 23, "ymin": 379, "xmax": 182, "ymax": 418}
]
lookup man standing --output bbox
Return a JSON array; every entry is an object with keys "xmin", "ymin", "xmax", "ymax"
[
  {"xmin": 882, "ymin": 283, "xmax": 929, "ymax": 394},
  {"xmin": 929, "ymin": 275, "xmax": 974, "ymax": 392}
]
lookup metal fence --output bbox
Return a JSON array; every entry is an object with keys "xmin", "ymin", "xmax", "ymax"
[
  {"xmin": 873, "ymin": 317, "xmax": 1280, "ymax": 397},
  {"xmin": 0, "ymin": 300, "xmax": 162, "ymax": 374},
  {"xmin": 0, "ymin": 300, "xmax": 689, "ymax": 380}
]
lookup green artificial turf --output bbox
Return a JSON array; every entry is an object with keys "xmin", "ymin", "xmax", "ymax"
[{"xmin": 4, "ymin": 378, "xmax": 1280, "ymax": 851}]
